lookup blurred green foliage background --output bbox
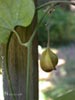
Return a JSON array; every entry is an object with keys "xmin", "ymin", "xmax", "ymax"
[{"xmin": 38, "ymin": 7, "xmax": 75, "ymax": 46}]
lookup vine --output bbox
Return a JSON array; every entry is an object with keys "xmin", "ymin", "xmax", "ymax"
[{"xmin": 5, "ymin": 1, "xmax": 75, "ymax": 100}]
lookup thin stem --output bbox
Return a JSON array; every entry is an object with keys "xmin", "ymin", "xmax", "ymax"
[
  {"xmin": 12, "ymin": 30, "xmax": 27, "ymax": 47},
  {"xmin": 45, "ymin": 22, "xmax": 50, "ymax": 48},
  {"xmin": 26, "ymin": 44, "xmax": 32, "ymax": 100},
  {"xmin": 47, "ymin": 27, "xmax": 50, "ymax": 48},
  {"xmin": 6, "ymin": 32, "xmax": 16, "ymax": 100},
  {"xmin": 37, "ymin": 0, "xmax": 75, "ymax": 10}
]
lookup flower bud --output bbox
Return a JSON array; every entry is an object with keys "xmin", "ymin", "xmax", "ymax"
[{"xmin": 40, "ymin": 48, "xmax": 58, "ymax": 72}]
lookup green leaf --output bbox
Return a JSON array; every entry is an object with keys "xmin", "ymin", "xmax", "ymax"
[{"xmin": 0, "ymin": 0, "xmax": 35, "ymax": 43}]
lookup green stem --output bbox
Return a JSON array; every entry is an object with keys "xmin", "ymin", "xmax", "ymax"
[
  {"xmin": 37, "ymin": 0, "xmax": 75, "ymax": 10},
  {"xmin": 12, "ymin": 30, "xmax": 27, "ymax": 47},
  {"xmin": 46, "ymin": 26, "xmax": 50, "ymax": 48},
  {"xmin": 6, "ymin": 32, "xmax": 16, "ymax": 100},
  {"xmin": 26, "ymin": 43, "xmax": 32, "ymax": 100}
]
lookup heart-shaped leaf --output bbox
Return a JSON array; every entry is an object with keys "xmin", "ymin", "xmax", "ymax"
[{"xmin": 0, "ymin": 0, "xmax": 35, "ymax": 43}]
